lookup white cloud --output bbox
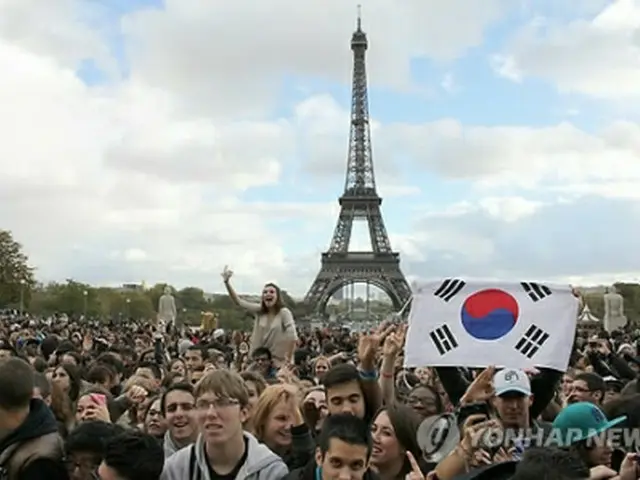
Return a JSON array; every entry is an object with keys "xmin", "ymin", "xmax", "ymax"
[
  {"xmin": 494, "ymin": 0, "xmax": 640, "ymax": 99},
  {"xmin": 0, "ymin": 0, "xmax": 111, "ymax": 69},
  {"xmin": 405, "ymin": 194, "xmax": 640, "ymax": 286},
  {"xmin": 121, "ymin": 0, "xmax": 511, "ymax": 116},
  {"xmin": 441, "ymin": 73, "xmax": 457, "ymax": 93},
  {"xmin": 386, "ymin": 119, "xmax": 640, "ymax": 189},
  {"xmin": 0, "ymin": 0, "xmax": 637, "ymax": 301}
]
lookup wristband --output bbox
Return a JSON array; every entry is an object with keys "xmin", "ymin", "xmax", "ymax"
[{"xmin": 358, "ymin": 369, "xmax": 379, "ymax": 381}]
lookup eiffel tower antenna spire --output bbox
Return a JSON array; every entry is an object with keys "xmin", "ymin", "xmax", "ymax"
[{"xmin": 304, "ymin": 8, "xmax": 411, "ymax": 315}]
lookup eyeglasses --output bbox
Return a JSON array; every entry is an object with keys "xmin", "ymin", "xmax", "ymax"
[{"xmin": 195, "ymin": 397, "xmax": 240, "ymax": 411}]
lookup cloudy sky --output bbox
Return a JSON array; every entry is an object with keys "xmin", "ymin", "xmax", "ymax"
[{"xmin": 1, "ymin": 0, "xmax": 638, "ymax": 298}]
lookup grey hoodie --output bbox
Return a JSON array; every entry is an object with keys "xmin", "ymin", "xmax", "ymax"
[
  {"xmin": 163, "ymin": 430, "xmax": 190, "ymax": 459},
  {"xmin": 161, "ymin": 431, "xmax": 288, "ymax": 480}
]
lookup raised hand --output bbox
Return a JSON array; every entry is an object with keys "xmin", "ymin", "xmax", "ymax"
[
  {"xmin": 460, "ymin": 366, "xmax": 496, "ymax": 405},
  {"xmin": 617, "ymin": 452, "xmax": 639, "ymax": 480},
  {"xmin": 126, "ymin": 385, "xmax": 148, "ymax": 404},
  {"xmin": 382, "ymin": 328, "xmax": 405, "ymax": 358},
  {"xmin": 221, "ymin": 265, "xmax": 233, "ymax": 282},
  {"xmin": 404, "ymin": 451, "xmax": 425, "ymax": 479},
  {"xmin": 358, "ymin": 323, "xmax": 395, "ymax": 369}
]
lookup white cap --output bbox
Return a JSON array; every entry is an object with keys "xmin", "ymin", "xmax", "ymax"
[
  {"xmin": 178, "ymin": 339, "xmax": 194, "ymax": 355},
  {"xmin": 213, "ymin": 328, "xmax": 224, "ymax": 339},
  {"xmin": 617, "ymin": 343, "xmax": 633, "ymax": 355},
  {"xmin": 493, "ymin": 368, "xmax": 531, "ymax": 396}
]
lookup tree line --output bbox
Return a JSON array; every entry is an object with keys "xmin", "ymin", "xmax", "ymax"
[
  {"xmin": 3, "ymin": 229, "xmax": 640, "ymax": 328},
  {"xmin": 26, "ymin": 280, "xmax": 303, "ymax": 331},
  {"xmin": 0, "ymin": 229, "xmax": 306, "ymax": 330}
]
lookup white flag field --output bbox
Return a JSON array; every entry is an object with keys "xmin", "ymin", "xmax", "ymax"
[{"xmin": 403, "ymin": 279, "xmax": 580, "ymax": 371}]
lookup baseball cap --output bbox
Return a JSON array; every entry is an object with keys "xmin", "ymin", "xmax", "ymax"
[
  {"xmin": 603, "ymin": 376, "xmax": 624, "ymax": 391},
  {"xmin": 493, "ymin": 368, "xmax": 531, "ymax": 396},
  {"xmin": 551, "ymin": 402, "xmax": 626, "ymax": 446},
  {"xmin": 178, "ymin": 339, "xmax": 194, "ymax": 356},
  {"xmin": 213, "ymin": 328, "xmax": 225, "ymax": 339}
]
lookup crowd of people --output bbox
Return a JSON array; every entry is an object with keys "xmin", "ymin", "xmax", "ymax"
[{"xmin": 1, "ymin": 269, "xmax": 640, "ymax": 480}]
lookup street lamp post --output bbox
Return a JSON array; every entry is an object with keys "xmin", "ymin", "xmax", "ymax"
[
  {"xmin": 83, "ymin": 290, "xmax": 88, "ymax": 318},
  {"xmin": 126, "ymin": 298, "xmax": 131, "ymax": 319},
  {"xmin": 19, "ymin": 279, "xmax": 25, "ymax": 316}
]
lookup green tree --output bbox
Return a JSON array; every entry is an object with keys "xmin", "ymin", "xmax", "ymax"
[
  {"xmin": 106, "ymin": 290, "xmax": 155, "ymax": 320},
  {"xmin": 29, "ymin": 281, "xmax": 98, "ymax": 317},
  {"xmin": 176, "ymin": 287, "xmax": 207, "ymax": 311},
  {"xmin": 0, "ymin": 230, "xmax": 35, "ymax": 309}
]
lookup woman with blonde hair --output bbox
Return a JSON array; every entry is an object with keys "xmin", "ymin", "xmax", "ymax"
[
  {"xmin": 248, "ymin": 384, "xmax": 314, "ymax": 469},
  {"xmin": 312, "ymin": 356, "xmax": 331, "ymax": 384}
]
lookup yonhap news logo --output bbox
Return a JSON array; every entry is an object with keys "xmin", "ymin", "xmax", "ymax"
[{"xmin": 469, "ymin": 427, "xmax": 640, "ymax": 450}]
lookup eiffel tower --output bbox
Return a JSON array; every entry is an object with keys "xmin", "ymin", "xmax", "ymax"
[{"xmin": 304, "ymin": 9, "xmax": 411, "ymax": 314}]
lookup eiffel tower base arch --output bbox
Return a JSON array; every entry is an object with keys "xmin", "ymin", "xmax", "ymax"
[{"xmin": 305, "ymin": 253, "xmax": 411, "ymax": 314}]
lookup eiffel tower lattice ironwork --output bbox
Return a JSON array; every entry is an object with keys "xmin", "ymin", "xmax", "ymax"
[{"xmin": 304, "ymin": 10, "xmax": 411, "ymax": 313}]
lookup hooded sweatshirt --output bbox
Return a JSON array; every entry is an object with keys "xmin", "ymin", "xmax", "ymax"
[
  {"xmin": 0, "ymin": 398, "xmax": 67, "ymax": 480},
  {"xmin": 161, "ymin": 431, "xmax": 288, "ymax": 480},
  {"xmin": 163, "ymin": 430, "xmax": 191, "ymax": 459}
]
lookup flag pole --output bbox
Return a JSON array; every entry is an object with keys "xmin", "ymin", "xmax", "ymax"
[{"xmin": 397, "ymin": 296, "xmax": 413, "ymax": 317}]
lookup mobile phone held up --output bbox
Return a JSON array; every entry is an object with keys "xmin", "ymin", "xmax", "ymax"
[
  {"xmin": 89, "ymin": 393, "xmax": 106, "ymax": 407},
  {"xmin": 456, "ymin": 402, "xmax": 491, "ymax": 427}
]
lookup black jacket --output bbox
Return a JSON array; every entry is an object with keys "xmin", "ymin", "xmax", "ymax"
[
  {"xmin": 284, "ymin": 459, "xmax": 379, "ymax": 480},
  {"xmin": 280, "ymin": 424, "xmax": 315, "ymax": 471},
  {"xmin": 0, "ymin": 399, "xmax": 68, "ymax": 480}
]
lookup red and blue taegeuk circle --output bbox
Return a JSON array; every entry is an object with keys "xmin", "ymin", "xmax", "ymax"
[{"xmin": 460, "ymin": 289, "xmax": 519, "ymax": 340}]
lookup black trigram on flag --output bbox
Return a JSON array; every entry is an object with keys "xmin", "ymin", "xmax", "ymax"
[
  {"xmin": 429, "ymin": 325, "xmax": 459, "ymax": 356},
  {"xmin": 521, "ymin": 282, "xmax": 552, "ymax": 302},
  {"xmin": 433, "ymin": 279, "xmax": 466, "ymax": 302},
  {"xmin": 514, "ymin": 324, "xmax": 550, "ymax": 359}
]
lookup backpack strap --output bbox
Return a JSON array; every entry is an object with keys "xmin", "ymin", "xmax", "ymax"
[
  {"xmin": 188, "ymin": 445, "xmax": 196, "ymax": 479},
  {"xmin": 188, "ymin": 445, "xmax": 203, "ymax": 480}
]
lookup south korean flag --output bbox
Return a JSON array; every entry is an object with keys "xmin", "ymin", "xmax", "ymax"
[{"xmin": 404, "ymin": 279, "xmax": 579, "ymax": 371}]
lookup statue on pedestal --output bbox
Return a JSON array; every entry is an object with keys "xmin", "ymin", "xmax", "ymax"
[
  {"xmin": 603, "ymin": 286, "xmax": 627, "ymax": 332},
  {"xmin": 158, "ymin": 286, "xmax": 177, "ymax": 331}
]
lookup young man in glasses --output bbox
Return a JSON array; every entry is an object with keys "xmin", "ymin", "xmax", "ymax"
[{"xmin": 161, "ymin": 370, "xmax": 288, "ymax": 480}]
